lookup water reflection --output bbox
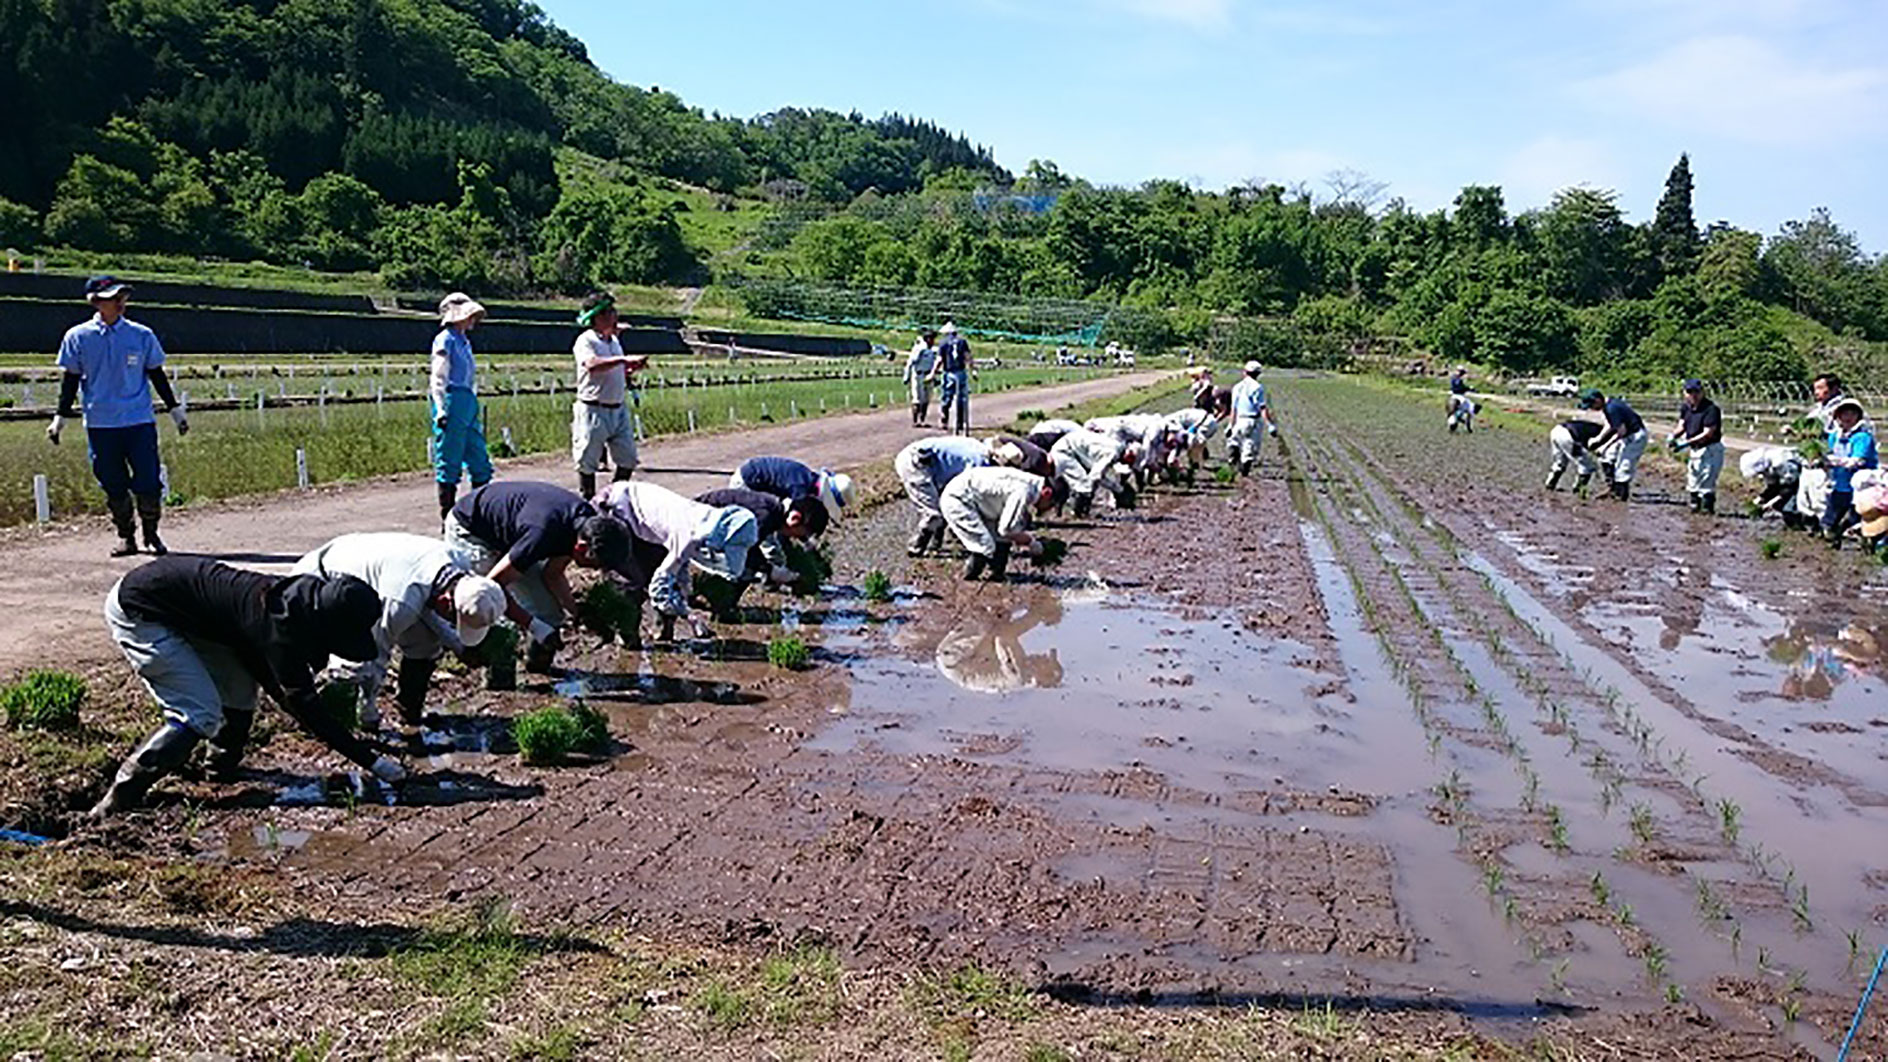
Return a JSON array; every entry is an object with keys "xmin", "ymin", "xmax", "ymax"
[
  {"xmin": 1767, "ymin": 620, "xmax": 1885, "ymax": 700},
  {"xmin": 934, "ymin": 595, "xmax": 1067, "ymax": 693}
]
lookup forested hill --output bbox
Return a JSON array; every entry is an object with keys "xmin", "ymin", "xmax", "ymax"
[{"xmin": 0, "ymin": 0, "xmax": 1006, "ymax": 289}]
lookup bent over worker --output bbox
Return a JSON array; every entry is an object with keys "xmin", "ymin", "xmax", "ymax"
[
  {"xmin": 292, "ymin": 532, "xmax": 505, "ymax": 728},
  {"xmin": 595, "ymin": 480, "xmax": 760, "ymax": 641},
  {"xmin": 570, "ymin": 291, "xmax": 648, "ymax": 498},
  {"xmin": 896, "ymin": 436, "xmax": 990, "ymax": 555},
  {"xmin": 1229, "ymin": 360, "xmax": 1279, "ymax": 476},
  {"xmin": 1669, "ymin": 379, "xmax": 1725, "ymax": 514},
  {"xmin": 939, "ymin": 466, "xmax": 1067, "ymax": 582},
  {"xmin": 445, "ymin": 481, "xmax": 632, "ymax": 673},
  {"xmin": 93, "ymin": 557, "xmax": 402, "ymax": 815},
  {"xmin": 431, "ymin": 292, "xmax": 493, "ymax": 519},
  {"xmin": 1545, "ymin": 419, "xmax": 1603, "ymax": 495},
  {"xmin": 696, "ymin": 486, "xmax": 826, "ymax": 612},
  {"xmin": 49, "ymin": 275, "xmax": 189, "ymax": 557},
  {"xmin": 1051, "ymin": 427, "xmax": 1134, "ymax": 515},
  {"xmin": 1581, "ymin": 388, "xmax": 1648, "ymax": 501}
]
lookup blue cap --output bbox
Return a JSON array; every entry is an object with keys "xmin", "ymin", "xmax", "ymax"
[
  {"xmin": 1682, "ymin": 378, "xmax": 1704, "ymax": 392},
  {"xmin": 83, "ymin": 275, "xmax": 131, "ymax": 300}
]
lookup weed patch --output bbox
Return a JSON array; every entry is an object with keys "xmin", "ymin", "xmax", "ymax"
[
  {"xmin": 767, "ymin": 636, "xmax": 810, "ymax": 671},
  {"xmin": 1, "ymin": 670, "xmax": 87, "ymax": 730}
]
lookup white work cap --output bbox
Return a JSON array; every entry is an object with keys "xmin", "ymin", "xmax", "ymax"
[
  {"xmin": 940, "ymin": 322, "xmax": 957, "ymax": 335},
  {"xmin": 817, "ymin": 471, "xmax": 854, "ymax": 521},
  {"xmin": 452, "ymin": 575, "xmax": 506, "ymax": 647},
  {"xmin": 1243, "ymin": 360, "xmax": 1262, "ymax": 375}
]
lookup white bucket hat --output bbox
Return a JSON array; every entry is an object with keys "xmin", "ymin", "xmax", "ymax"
[
  {"xmin": 816, "ymin": 471, "xmax": 855, "ymax": 521},
  {"xmin": 1243, "ymin": 360, "xmax": 1262, "ymax": 375},
  {"xmin": 940, "ymin": 322, "xmax": 958, "ymax": 335},
  {"xmin": 452, "ymin": 574, "xmax": 506, "ymax": 647},
  {"xmin": 438, "ymin": 291, "xmax": 486, "ymax": 325}
]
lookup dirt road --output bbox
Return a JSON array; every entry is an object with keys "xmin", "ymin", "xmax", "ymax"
[{"xmin": 0, "ymin": 371, "xmax": 1161, "ymax": 675}]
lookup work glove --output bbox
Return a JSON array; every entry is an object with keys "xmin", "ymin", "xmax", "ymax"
[
  {"xmin": 46, "ymin": 415, "xmax": 63, "ymax": 445},
  {"xmin": 1267, "ymin": 424, "xmax": 1279, "ymax": 437},
  {"xmin": 369, "ymin": 754, "xmax": 408, "ymax": 785},
  {"xmin": 170, "ymin": 406, "xmax": 190, "ymax": 436},
  {"xmin": 1025, "ymin": 537, "xmax": 1046, "ymax": 558},
  {"xmin": 526, "ymin": 617, "xmax": 560, "ymax": 646},
  {"xmin": 685, "ymin": 616, "xmax": 713, "ymax": 640}
]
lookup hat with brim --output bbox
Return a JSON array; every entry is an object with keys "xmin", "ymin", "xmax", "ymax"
[
  {"xmin": 1857, "ymin": 486, "xmax": 1888, "ymax": 537},
  {"xmin": 438, "ymin": 292, "xmax": 486, "ymax": 325},
  {"xmin": 84, "ymin": 275, "xmax": 131, "ymax": 301},
  {"xmin": 1243, "ymin": 360, "xmax": 1261, "ymax": 375},
  {"xmin": 940, "ymin": 322, "xmax": 958, "ymax": 335},
  {"xmin": 817, "ymin": 471, "xmax": 854, "ymax": 522},
  {"xmin": 1833, "ymin": 397, "xmax": 1866, "ymax": 420},
  {"xmin": 452, "ymin": 574, "xmax": 506, "ymax": 648},
  {"xmin": 1683, "ymin": 379, "xmax": 1704, "ymax": 393}
]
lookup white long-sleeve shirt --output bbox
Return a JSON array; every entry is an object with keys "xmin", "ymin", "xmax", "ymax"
[
  {"xmin": 941, "ymin": 466, "xmax": 1042, "ymax": 538},
  {"xmin": 291, "ymin": 532, "xmax": 464, "ymax": 685},
  {"xmin": 1050, "ymin": 429, "xmax": 1127, "ymax": 495}
]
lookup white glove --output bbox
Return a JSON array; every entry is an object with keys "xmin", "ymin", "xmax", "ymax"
[
  {"xmin": 370, "ymin": 755, "xmax": 407, "ymax": 784},
  {"xmin": 687, "ymin": 617, "xmax": 714, "ymax": 640},
  {"xmin": 46, "ymin": 415, "xmax": 63, "ymax": 445},
  {"xmin": 169, "ymin": 406, "xmax": 189, "ymax": 436},
  {"xmin": 768, "ymin": 565, "xmax": 797, "ymax": 585},
  {"xmin": 1267, "ymin": 424, "xmax": 1279, "ymax": 437},
  {"xmin": 527, "ymin": 618, "xmax": 556, "ymax": 644}
]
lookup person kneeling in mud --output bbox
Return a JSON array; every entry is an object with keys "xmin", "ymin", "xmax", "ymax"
[
  {"xmin": 694, "ymin": 485, "xmax": 825, "ymax": 615},
  {"xmin": 939, "ymin": 466, "xmax": 1068, "ymax": 581},
  {"xmin": 1740, "ymin": 447, "xmax": 1808, "ymax": 528},
  {"xmin": 896, "ymin": 436, "xmax": 991, "ymax": 556},
  {"xmin": 1545, "ymin": 418, "xmax": 1603, "ymax": 496},
  {"xmin": 594, "ymin": 480, "xmax": 760, "ymax": 640},
  {"xmin": 93, "ymin": 557, "xmax": 404, "ymax": 815},
  {"xmin": 292, "ymin": 532, "xmax": 507, "ymax": 729},
  {"xmin": 1051, "ymin": 427, "xmax": 1136, "ymax": 515}
]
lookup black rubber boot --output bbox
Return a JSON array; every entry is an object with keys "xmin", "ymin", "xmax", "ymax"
[
  {"xmin": 1600, "ymin": 462, "xmax": 1616, "ymax": 484},
  {"xmin": 1702, "ymin": 492, "xmax": 1716, "ymax": 515},
  {"xmin": 1545, "ymin": 468, "xmax": 1565, "ymax": 492},
  {"xmin": 436, "ymin": 482, "xmax": 458, "ymax": 521},
  {"xmin": 1574, "ymin": 472, "xmax": 1592, "ymax": 498},
  {"xmin": 911, "ymin": 404, "xmax": 922, "ymax": 427},
  {"xmin": 395, "ymin": 656, "xmax": 437, "ymax": 727},
  {"xmin": 612, "ymin": 466, "xmax": 634, "ymax": 483},
  {"xmin": 524, "ymin": 631, "xmax": 560, "ymax": 674},
  {"xmin": 1237, "ymin": 461, "xmax": 1252, "ymax": 478},
  {"xmin": 91, "ymin": 724, "xmax": 201, "ymax": 816},
  {"xmin": 205, "ymin": 710, "xmax": 256, "ymax": 782},
  {"xmin": 1071, "ymin": 492, "xmax": 1094, "ymax": 518},
  {"xmin": 961, "ymin": 552, "xmax": 987, "ymax": 581},
  {"xmin": 1611, "ymin": 480, "xmax": 1631, "ymax": 502},
  {"xmin": 988, "ymin": 542, "xmax": 1012, "ymax": 582},
  {"xmin": 106, "ymin": 494, "xmax": 139, "ymax": 557},
  {"xmin": 579, "ymin": 472, "xmax": 597, "ymax": 500},
  {"xmin": 908, "ymin": 524, "xmax": 931, "ymax": 556},
  {"xmin": 135, "ymin": 494, "xmax": 166, "ymax": 555},
  {"xmin": 1114, "ymin": 487, "xmax": 1137, "ymax": 510}
]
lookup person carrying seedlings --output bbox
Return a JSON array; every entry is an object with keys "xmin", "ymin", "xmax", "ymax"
[
  {"xmin": 430, "ymin": 292, "xmax": 494, "ymax": 520},
  {"xmin": 939, "ymin": 466, "xmax": 1068, "ymax": 581},
  {"xmin": 444, "ymin": 481, "xmax": 633, "ymax": 672},
  {"xmin": 47, "ymin": 275, "xmax": 189, "ymax": 557},
  {"xmin": 985, "ymin": 433, "xmax": 1055, "ymax": 477},
  {"xmin": 695, "ymin": 486, "xmax": 827, "ymax": 609},
  {"xmin": 896, "ymin": 435, "xmax": 992, "ymax": 555},
  {"xmin": 291, "ymin": 532, "xmax": 506, "ymax": 729},
  {"xmin": 1228, "ymin": 360, "xmax": 1279, "ymax": 476},
  {"xmin": 92, "ymin": 556, "xmax": 403, "ymax": 815},
  {"xmin": 904, "ymin": 328, "xmax": 938, "ymax": 427},
  {"xmin": 595, "ymin": 480, "xmax": 759, "ymax": 640},
  {"xmin": 570, "ymin": 291, "xmax": 649, "ymax": 499},
  {"xmin": 1579, "ymin": 388, "xmax": 1647, "ymax": 500},
  {"xmin": 1025, "ymin": 418, "xmax": 1085, "ymax": 452},
  {"xmin": 1051, "ymin": 427, "xmax": 1135, "ymax": 515},
  {"xmin": 1545, "ymin": 418, "xmax": 1603, "ymax": 495},
  {"xmin": 1740, "ymin": 447, "xmax": 1808, "ymax": 528},
  {"xmin": 931, "ymin": 322, "xmax": 974, "ymax": 435},
  {"xmin": 1667, "ymin": 379, "xmax": 1725, "ymax": 514},
  {"xmin": 1821, "ymin": 397, "xmax": 1877, "ymax": 547}
]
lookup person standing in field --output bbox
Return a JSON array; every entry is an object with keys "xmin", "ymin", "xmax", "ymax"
[
  {"xmin": 1229, "ymin": 360, "xmax": 1278, "ymax": 477},
  {"xmin": 1668, "ymin": 379, "xmax": 1725, "ymax": 514},
  {"xmin": 1821, "ymin": 397, "xmax": 1877, "ymax": 548},
  {"xmin": 430, "ymin": 292, "xmax": 493, "ymax": 520},
  {"xmin": 904, "ymin": 328, "xmax": 938, "ymax": 428},
  {"xmin": 933, "ymin": 322, "xmax": 974, "ymax": 435},
  {"xmin": 570, "ymin": 291, "xmax": 647, "ymax": 500},
  {"xmin": 47, "ymin": 275, "xmax": 189, "ymax": 557},
  {"xmin": 1580, "ymin": 388, "xmax": 1648, "ymax": 501}
]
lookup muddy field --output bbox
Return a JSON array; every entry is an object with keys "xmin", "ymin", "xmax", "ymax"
[{"xmin": 1, "ymin": 373, "xmax": 1881, "ymax": 1058}]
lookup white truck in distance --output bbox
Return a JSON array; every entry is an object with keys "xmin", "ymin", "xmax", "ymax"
[{"xmin": 1525, "ymin": 376, "xmax": 1581, "ymax": 398}]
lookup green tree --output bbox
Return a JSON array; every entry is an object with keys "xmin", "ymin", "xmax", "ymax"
[
  {"xmin": 1650, "ymin": 153, "xmax": 1700, "ymax": 278},
  {"xmin": 1452, "ymin": 185, "xmax": 1507, "ymax": 249},
  {"xmin": 0, "ymin": 196, "xmax": 39, "ymax": 247},
  {"xmin": 533, "ymin": 181, "xmax": 697, "ymax": 290},
  {"xmin": 1534, "ymin": 187, "xmax": 1633, "ymax": 305}
]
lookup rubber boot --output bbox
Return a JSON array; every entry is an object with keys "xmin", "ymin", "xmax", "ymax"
[
  {"xmin": 205, "ymin": 710, "xmax": 256, "ymax": 782},
  {"xmin": 910, "ymin": 404, "xmax": 921, "ymax": 427},
  {"xmin": 1545, "ymin": 468, "xmax": 1565, "ymax": 492},
  {"xmin": 90, "ymin": 723, "xmax": 201, "ymax": 816},
  {"xmin": 1600, "ymin": 462, "xmax": 1616, "ymax": 484},
  {"xmin": 612, "ymin": 467, "xmax": 634, "ymax": 483},
  {"xmin": 1237, "ymin": 461, "xmax": 1253, "ymax": 478},
  {"xmin": 961, "ymin": 552, "xmax": 987, "ymax": 581},
  {"xmin": 908, "ymin": 524, "xmax": 932, "ymax": 556},
  {"xmin": 579, "ymin": 472, "xmax": 597, "ymax": 500},
  {"xmin": 106, "ymin": 494, "xmax": 139, "ymax": 557},
  {"xmin": 987, "ymin": 541, "xmax": 1012, "ymax": 582},
  {"xmin": 395, "ymin": 656, "xmax": 437, "ymax": 727},
  {"xmin": 1114, "ymin": 487, "xmax": 1137, "ymax": 510},
  {"xmin": 436, "ymin": 482, "xmax": 458, "ymax": 521},
  {"xmin": 1702, "ymin": 492, "xmax": 1716, "ymax": 515},
  {"xmin": 524, "ymin": 632, "xmax": 559, "ymax": 675},
  {"xmin": 1573, "ymin": 473, "xmax": 1592, "ymax": 499},
  {"xmin": 1072, "ymin": 492, "xmax": 1094, "ymax": 518},
  {"xmin": 1611, "ymin": 480, "xmax": 1631, "ymax": 502},
  {"xmin": 135, "ymin": 494, "xmax": 166, "ymax": 555}
]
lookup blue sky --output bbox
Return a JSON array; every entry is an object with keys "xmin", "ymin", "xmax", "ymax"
[{"xmin": 542, "ymin": 0, "xmax": 1888, "ymax": 251}]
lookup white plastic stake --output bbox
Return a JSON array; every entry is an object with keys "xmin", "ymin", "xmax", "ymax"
[
  {"xmin": 22, "ymin": 384, "xmax": 31, "ymax": 405},
  {"xmin": 687, "ymin": 408, "xmax": 697, "ymax": 432},
  {"xmin": 501, "ymin": 426, "xmax": 515, "ymax": 452},
  {"xmin": 729, "ymin": 405, "xmax": 736, "ymax": 423},
  {"xmin": 33, "ymin": 474, "xmax": 50, "ymax": 525},
  {"xmin": 761, "ymin": 401, "xmax": 769, "ymax": 420},
  {"xmin": 227, "ymin": 382, "xmax": 236, "ymax": 401},
  {"xmin": 790, "ymin": 400, "xmax": 799, "ymax": 418},
  {"xmin": 295, "ymin": 449, "xmax": 309, "ymax": 489},
  {"xmin": 635, "ymin": 414, "xmax": 645, "ymax": 440}
]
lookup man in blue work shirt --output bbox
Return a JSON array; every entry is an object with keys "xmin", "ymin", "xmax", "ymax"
[
  {"xmin": 48, "ymin": 275, "xmax": 189, "ymax": 557},
  {"xmin": 931, "ymin": 322, "xmax": 974, "ymax": 435},
  {"xmin": 431, "ymin": 292, "xmax": 494, "ymax": 520},
  {"xmin": 1580, "ymin": 388, "xmax": 1647, "ymax": 501},
  {"xmin": 1229, "ymin": 360, "xmax": 1279, "ymax": 476},
  {"xmin": 1822, "ymin": 397, "xmax": 1877, "ymax": 548}
]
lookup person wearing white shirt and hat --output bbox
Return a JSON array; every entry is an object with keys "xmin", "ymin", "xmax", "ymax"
[
  {"xmin": 1229, "ymin": 360, "xmax": 1278, "ymax": 476},
  {"xmin": 593, "ymin": 480, "xmax": 760, "ymax": 641},
  {"xmin": 292, "ymin": 532, "xmax": 506, "ymax": 728},
  {"xmin": 570, "ymin": 290, "xmax": 648, "ymax": 499},
  {"xmin": 431, "ymin": 292, "xmax": 493, "ymax": 519},
  {"xmin": 904, "ymin": 328, "xmax": 939, "ymax": 427},
  {"xmin": 940, "ymin": 466, "xmax": 1067, "ymax": 582}
]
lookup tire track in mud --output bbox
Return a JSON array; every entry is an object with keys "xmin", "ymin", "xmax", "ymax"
[{"xmin": 1279, "ymin": 389, "xmax": 1840, "ymax": 1037}]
